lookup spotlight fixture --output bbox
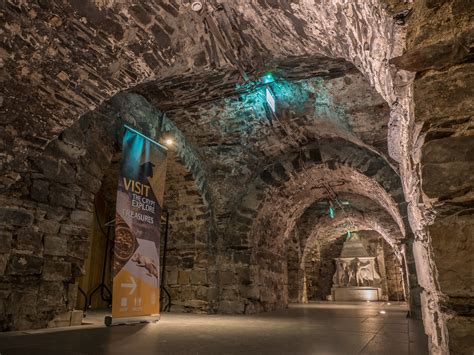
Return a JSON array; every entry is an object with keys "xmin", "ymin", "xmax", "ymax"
[
  {"xmin": 261, "ymin": 72, "xmax": 275, "ymax": 84},
  {"xmin": 160, "ymin": 132, "xmax": 175, "ymax": 147},
  {"xmin": 191, "ymin": 1, "xmax": 203, "ymax": 11}
]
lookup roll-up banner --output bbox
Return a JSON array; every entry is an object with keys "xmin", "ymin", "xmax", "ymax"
[{"xmin": 106, "ymin": 125, "xmax": 168, "ymax": 326}]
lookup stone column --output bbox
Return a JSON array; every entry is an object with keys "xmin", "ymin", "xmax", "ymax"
[
  {"xmin": 404, "ymin": 239, "xmax": 422, "ymax": 319},
  {"xmin": 375, "ymin": 242, "xmax": 388, "ymax": 300}
]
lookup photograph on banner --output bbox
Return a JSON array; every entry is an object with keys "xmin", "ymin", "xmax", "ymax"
[{"xmin": 111, "ymin": 126, "xmax": 167, "ymax": 320}]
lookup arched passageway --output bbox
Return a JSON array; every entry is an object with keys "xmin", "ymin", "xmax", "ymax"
[{"xmin": 0, "ymin": 2, "xmax": 472, "ymax": 354}]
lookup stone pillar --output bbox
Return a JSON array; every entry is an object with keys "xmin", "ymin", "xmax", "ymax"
[
  {"xmin": 403, "ymin": 239, "xmax": 422, "ymax": 319},
  {"xmin": 375, "ymin": 242, "xmax": 389, "ymax": 300}
]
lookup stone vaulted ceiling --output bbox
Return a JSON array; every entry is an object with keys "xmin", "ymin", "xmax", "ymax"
[
  {"xmin": 0, "ymin": 0, "xmax": 420, "ymax": 342},
  {"xmin": 1, "ymin": 0, "xmax": 403, "ymax": 242}
]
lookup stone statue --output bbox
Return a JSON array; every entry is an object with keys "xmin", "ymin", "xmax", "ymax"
[
  {"xmin": 331, "ymin": 236, "xmax": 382, "ymax": 301},
  {"xmin": 355, "ymin": 259, "xmax": 374, "ymax": 286},
  {"xmin": 338, "ymin": 261, "xmax": 347, "ymax": 286}
]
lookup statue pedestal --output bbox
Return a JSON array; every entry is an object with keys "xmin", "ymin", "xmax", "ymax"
[{"xmin": 332, "ymin": 287, "xmax": 382, "ymax": 301}]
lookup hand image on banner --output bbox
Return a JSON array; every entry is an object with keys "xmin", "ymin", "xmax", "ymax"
[{"xmin": 108, "ymin": 126, "xmax": 167, "ymax": 325}]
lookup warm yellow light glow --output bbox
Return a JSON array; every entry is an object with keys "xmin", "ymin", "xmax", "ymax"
[
  {"xmin": 379, "ymin": 310, "xmax": 386, "ymax": 314},
  {"xmin": 164, "ymin": 138, "xmax": 174, "ymax": 146}
]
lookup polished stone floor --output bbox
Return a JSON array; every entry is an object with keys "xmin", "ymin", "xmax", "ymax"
[{"xmin": 0, "ymin": 302, "xmax": 428, "ymax": 355}]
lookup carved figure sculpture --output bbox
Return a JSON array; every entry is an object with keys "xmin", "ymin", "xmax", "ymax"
[
  {"xmin": 338, "ymin": 261, "xmax": 347, "ymax": 286},
  {"xmin": 346, "ymin": 261, "xmax": 356, "ymax": 286},
  {"xmin": 359, "ymin": 263, "xmax": 373, "ymax": 286}
]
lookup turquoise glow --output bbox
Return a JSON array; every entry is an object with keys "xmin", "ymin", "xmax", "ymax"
[
  {"xmin": 329, "ymin": 206, "xmax": 335, "ymax": 219},
  {"xmin": 261, "ymin": 73, "xmax": 275, "ymax": 84},
  {"xmin": 347, "ymin": 230, "xmax": 352, "ymax": 239},
  {"xmin": 230, "ymin": 75, "xmax": 347, "ymax": 124}
]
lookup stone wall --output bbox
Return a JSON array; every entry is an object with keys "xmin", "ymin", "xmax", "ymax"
[
  {"xmin": 384, "ymin": 242, "xmax": 405, "ymax": 302},
  {"xmin": 163, "ymin": 154, "xmax": 215, "ymax": 312},
  {"xmin": 391, "ymin": 1, "xmax": 474, "ymax": 353},
  {"xmin": 1, "ymin": 2, "xmax": 471, "ymax": 353},
  {"xmin": 0, "ymin": 112, "xmax": 117, "ymax": 330}
]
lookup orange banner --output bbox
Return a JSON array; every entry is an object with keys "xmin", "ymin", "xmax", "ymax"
[{"xmin": 110, "ymin": 126, "xmax": 167, "ymax": 323}]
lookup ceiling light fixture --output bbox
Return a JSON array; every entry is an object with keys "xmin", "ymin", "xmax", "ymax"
[
  {"xmin": 164, "ymin": 138, "xmax": 174, "ymax": 147},
  {"xmin": 265, "ymin": 86, "xmax": 276, "ymax": 113},
  {"xmin": 191, "ymin": 1, "xmax": 203, "ymax": 11}
]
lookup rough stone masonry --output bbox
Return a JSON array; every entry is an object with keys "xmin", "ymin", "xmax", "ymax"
[{"xmin": 0, "ymin": 1, "xmax": 473, "ymax": 354}]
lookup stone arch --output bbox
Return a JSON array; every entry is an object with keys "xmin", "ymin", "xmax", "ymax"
[
  {"xmin": 221, "ymin": 141, "xmax": 407, "ymax": 314},
  {"xmin": 228, "ymin": 139, "xmax": 406, "ymax": 248},
  {"xmin": 0, "ymin": 91, "xmax": 214, "ymax": 329},
  {"xmin": 286, "ymin": 203, "xmax": 405, "ymax": 304},
  {"xmin": 295, "ymin": 206, "xmax": 406, "ymax": 301}
]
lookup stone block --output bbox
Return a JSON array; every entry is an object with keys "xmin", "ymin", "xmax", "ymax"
[
  {"xmin": 7, "ymin": 291, "xmax": 38, "ymax": 316},
  {"xmin": 430, "ymin": 213, "xmax": 474, "ymax": 298},
  {"xmin": 7, "ymin": 253, "xmax": 43, "ymax": 275},
  {"xmin": 42, "ymin": 259, "xmax": 72, "ymax": 281},
  {"xmin": 61, "ymin": 124, "xmax": 85, "ymax": 147},
  {"xmin": 178, "ymin": 270, "xmax": 190, "ymax": 285},
  {"xmin": 0, "ymin": 207, "xmax": 34, "ymax": 227},
  {"xmin": 239, "ymin": 285, "xmax": 259, "ymax": 300},
  {"xmin": 196, "ymin": 286, "xmax": 209, "ymax": 300},
  {"xmin": 48, "ymin": 311, "xmax": 71, "ymax": 328},
  {"xmin": 167, "ymin": 269, "xmax": 178, "ymax": 285},
  {"xmin": 71, "ymin": 261, "xmax": 86, "ymax": 277},
  {"xmin": 219, "ymin": 270, "xmax": 235, "ymax": 286},
  {"xmin": 49, "ymin": 183, "xmax": 76, "ymax": 209},
  {"xmin": 39, "ymin": 156, "xmax": 76, "ymax": 183},
  {"xmin": 38, "ymin": 219, "xmax": 60, "ymax": 234},
  {"xmin": 0, "ymin": 254, "xmax": 9, "ymax": 275},
  {"xmin": 414, "ymin": 63, "xmax": 474, "ymax": 122},
  {"xmin": 55, "ymin": 140, "xmax": 85, "ymax": 161},
  {"xmin": 70, "ymin": 310, "xmax": 83, "ymax": 326},
  {"xmin": 0, "ymin": 298, "xmax": 5, "ymax": 321},
  {"xmin": 44, "ymin": 235, "xmax": 68, "ymax": 256},
  {"xmin": 0, "ymin": 230, "xmax": 12, "ymax": 253},
  {"xmin": 60, "ymin": 224, "xmax": 89, "ymax": 237},
  {"xmin": 38, "ymin": 281, "xmax": 66, "ymax": 313},
  {"xmin": 67, "ymin": 283, "xmax": 78, "ymax": 310},
  {"xmin": 181, "ymin": 286, "xmax": 196, "ymax": 300},
  {"xmin": 447, "ymin": 315, "xmax": 474, "ymax": 355},
  {"xmin": 76, "ymin": 190, "xmax": 94, "ymax": 212},
  {"xmin": 218, "ymin": 300, "xmax": 244, "ymax": 314},
  {"xmin": 76, "ymin": 167, "xmax": 102, "ymax": 194},
  {"xmin": 221, "ymin": 288, "xmax": 238, "ymax": 300},
  {"xmin": 16, "ymin": 228, "xmax": 43, "ymax": 252},
  {"xmin": 421, "ymin": 136, "xmax": 474, "ymax": 198},
  {"xmin": 30, "ymin": 179, "xmax": 49, "ymax": 203},
  {"xmin": 233, "ymin": 251, "xmax": 251, "ymax": 265},
  {"xmin": 190, "ymin": 270, "xmax": 207, "ymax": 285},
  {"xmin": 70, "ymin": 210, "xmax": 93, "ymax": 227},
  {"xmin": 67, "ymin": 239, "xmax": 90, "ymax": 259},
  {"xmin": 184, "ymin": 300, "xmax": 208, "ymax": 310}
]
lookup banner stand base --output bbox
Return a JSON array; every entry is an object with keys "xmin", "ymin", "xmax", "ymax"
[{"xmin": 104, "ymin": 314, "xmax": 160, "ymax": 327}]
